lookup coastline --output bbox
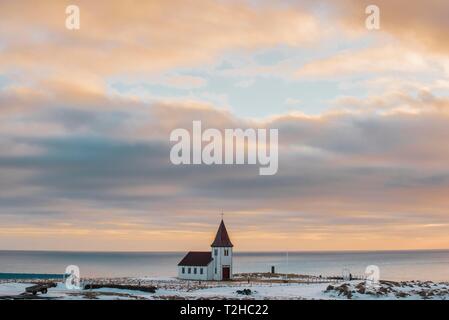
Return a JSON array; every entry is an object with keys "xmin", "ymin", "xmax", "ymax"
[{"xmin": 1, "ymin": 273, "xmax": 448, "ymax": 300}]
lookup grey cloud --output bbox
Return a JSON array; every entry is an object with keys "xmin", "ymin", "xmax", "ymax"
[{"xmin": 2, "ymin": 95, "xmax": 449, "ymax": 235}]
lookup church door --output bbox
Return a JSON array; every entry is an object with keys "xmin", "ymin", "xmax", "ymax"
[{"xmin": 222, "ymin": 266, "xmax": 230, "ymax": 280}]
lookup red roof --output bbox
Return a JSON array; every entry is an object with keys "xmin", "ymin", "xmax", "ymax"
[
  {"xmin": 178, "ymin": 251, "xmax": 213, "ymax": 266},
  {"xmin": 211, "ymin": 220, "xmax": 233, "ymax": 247}
]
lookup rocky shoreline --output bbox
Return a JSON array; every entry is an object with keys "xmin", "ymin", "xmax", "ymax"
[
  {"xmin": 1, "ymin": 274, "xmax": 449, "ymax": 300},
  {"xmin": 325, "ymin": 280, "xmax": 449, "ymax": 299}
]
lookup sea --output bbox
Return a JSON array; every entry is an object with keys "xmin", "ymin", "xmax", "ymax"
[{"xmin": 1, "ymin": 250, "xmax": 448, "ymax": 281}]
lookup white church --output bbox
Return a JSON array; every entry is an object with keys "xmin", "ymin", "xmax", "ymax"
[{"xmin": 178, "ymin": 220, "xmax": 233, "ymax": 281}]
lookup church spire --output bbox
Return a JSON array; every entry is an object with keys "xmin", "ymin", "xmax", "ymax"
[{"xmin": 211, "ymin": 220, "xmax": 233, "ymax": 247}]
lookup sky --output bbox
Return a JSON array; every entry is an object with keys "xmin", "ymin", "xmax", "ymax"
[{"xmin": 0, "ymin": 0, "xmax": 449, "ymax": 251}]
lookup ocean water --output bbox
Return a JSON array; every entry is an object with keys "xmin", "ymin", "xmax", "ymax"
[{"xmin": 1, "ymin": 250, "xmax": 448, "ymax": 281}]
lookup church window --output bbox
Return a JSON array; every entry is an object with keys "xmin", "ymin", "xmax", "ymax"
[
  {"xmin": 200, "ymin": 268, "xmax": 203, "ymax": 274},
  {"xmin": 194, "ymin": 268, "xmax": 197, "ymax": 274},
  {"xmin": 182, "ymin": 267, "xmax": 185, "ymax": 274},
  {"xmin": 188, "ymin": 267, "xmax": 191, "ymax": 274}
]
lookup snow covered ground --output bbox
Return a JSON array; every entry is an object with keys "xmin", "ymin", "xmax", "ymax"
[
  {"xmin": 0, "ymin": 283, "xmax": 30, "ymax": 296},
  {"xmin": 1, "ymin": 276, "xmax": 448, "ymax": 300}
]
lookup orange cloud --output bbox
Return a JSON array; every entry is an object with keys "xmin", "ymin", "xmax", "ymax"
[
  {"xmin": 334, "ymin": 0, "xmax": 449, "ymax": 54},
  {"xmin": 296, "ymin": 45, "xmax": 439, "ymax": 79},
  {"xmin": 0, "ymin": 0, "xmax": 321, "ymax": 76}
]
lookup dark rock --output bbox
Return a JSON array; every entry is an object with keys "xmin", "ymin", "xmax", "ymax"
[
  {"xmin": 335, "ymin": 284, "xmax": 353, "ymax": 299},
  {"xmin": 236, "ymin": 289, "xmax": 253, "ymax": 295},
  {"xmin": 395, "ymin": 292, "xmax": 409, "ymax": 298},
  {"xmin": 355, "ymin": 283, "xmax": 366, "ymax": 294},
  {"xmin": 378, "ymin": 287, "xmax": 389, "ymax": 295}
]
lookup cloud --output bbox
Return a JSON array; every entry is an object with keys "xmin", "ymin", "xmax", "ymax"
[
  {"xmin": 331, "ymin": 88, "xmax": 449, "ymax": 114},
  {"xmin": 2, "ymin": 79, "xmax": 449, "ymax": 250},
  {"xmin": 0, "ymin": 0, "xmax": 322, "ymax": 77},
  {"xmin": 1, "ymin": 0, "xmax": 449, "ymax": 250},
  {"xmin": 334, "ymin": 0, "xmax": 449, "ymax": 54},
  {"xmin": 296, "ymin": 45, "xmax": 443, "ymax": 79}
]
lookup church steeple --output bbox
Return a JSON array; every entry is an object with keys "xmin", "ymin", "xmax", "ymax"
[{"xmin": 211, "ymin": 220, "xmax": 233, "ymax": 247}]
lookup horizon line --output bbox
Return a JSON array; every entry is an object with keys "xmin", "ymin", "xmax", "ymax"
[{"xmin": 1, "ymin": 248, "xmax": 449, "ymax": 254}]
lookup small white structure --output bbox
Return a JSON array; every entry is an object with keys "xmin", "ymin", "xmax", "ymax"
[{"xmin": 178, "ymin": 220, "xmax": 233, "ymax": 281}]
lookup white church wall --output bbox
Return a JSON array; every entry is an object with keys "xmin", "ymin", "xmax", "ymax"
[
  {"xmin": 212, "ymin": 247, "xmax": 233, "ymax": 280},
  {"xmin": 178, "ymin": 265, "xmax": 210, "ymax": 280},
  {"xmin": 206, "ymin": 262, "xmax": 214, "ymax": 280}
]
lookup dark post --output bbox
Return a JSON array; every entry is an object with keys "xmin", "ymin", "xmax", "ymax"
[{"xmin": 271, "ymin": 266, "xmax": 275, "ymax": 274}]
